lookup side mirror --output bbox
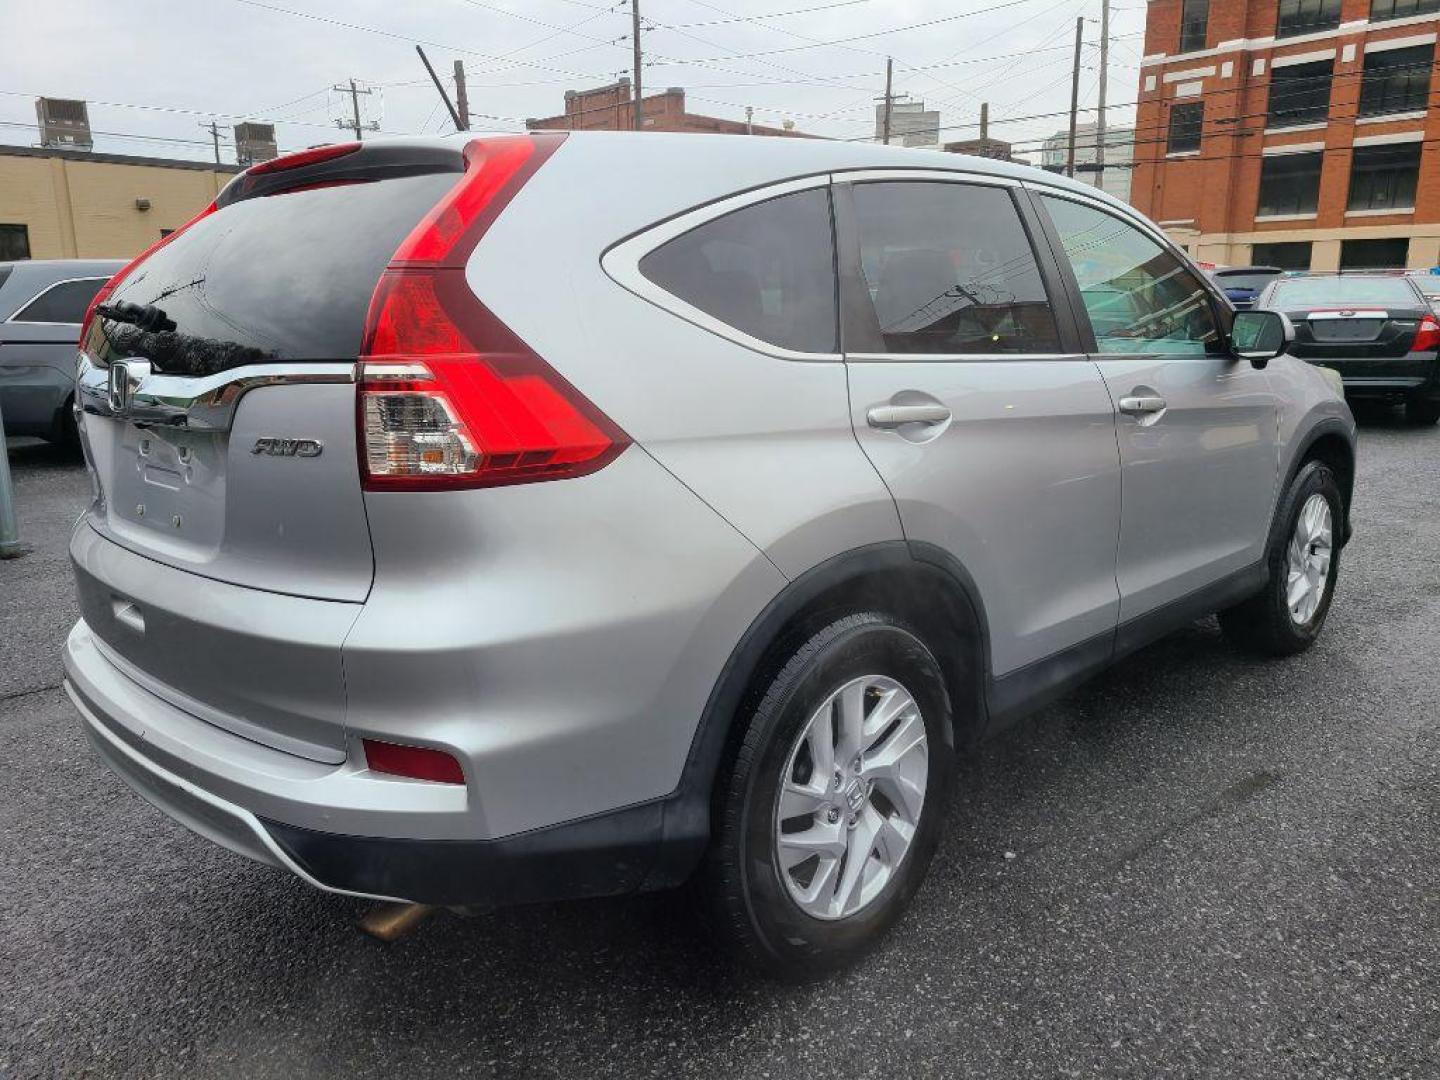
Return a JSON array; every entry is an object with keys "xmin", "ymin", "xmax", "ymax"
[{"xmin": 1229, "ymin": 309, "xmax": 1293, "ymax": 369}]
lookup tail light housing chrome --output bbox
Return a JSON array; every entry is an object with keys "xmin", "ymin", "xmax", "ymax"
[{"xmin": 357, "ymin": 134, "xmax": 628, "ymax": 491}]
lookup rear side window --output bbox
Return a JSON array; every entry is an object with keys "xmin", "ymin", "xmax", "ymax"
[
  {"xmin": 1041, "ymin": 194, "xmax": 1221, "ymax": 356},
  {"xmin": 850, "ymin": 180, "xmax": 1060, "ymax": 355},
  {"xmin": 93, "ymin": 173, "xmax": 456, "ymax": 372},
  {"xmin": 639, "ymin": 188, "xmax": 837, "ymax": 353},
  {"xmin": 12, "ymin": 277, "xmax": 107, "ymax": 324}
]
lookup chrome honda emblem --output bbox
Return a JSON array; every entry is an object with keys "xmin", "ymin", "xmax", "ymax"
[
  {"xmin": 107, "ymin": 361, "xmax": 130, "ymax": 412},
  {"xmin": 105, "ymin": 359, "xmax": 150, "ymax": 415}
]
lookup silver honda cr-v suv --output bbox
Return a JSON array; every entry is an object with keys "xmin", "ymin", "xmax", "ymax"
[{"xmin": 64, "ymin": 132, "xmax": 1356, "ymax": 978}]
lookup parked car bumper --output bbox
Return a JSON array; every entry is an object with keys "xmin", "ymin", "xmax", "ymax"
[{"xmin": 1300, "ymin": 352, "xmax": 1440, "ymax": 400}]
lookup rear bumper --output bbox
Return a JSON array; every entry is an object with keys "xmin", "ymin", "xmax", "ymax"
[
  {"xmin": 64, "ymin": 621, "xmax": 686, "ymax": 906},
  {"xmin": 1301, "ymin": 353, "xmax": 1440, "ymax": 398}
]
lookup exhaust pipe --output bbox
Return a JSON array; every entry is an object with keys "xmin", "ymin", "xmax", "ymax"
[{"xmin": 359, "ymin": 902, "xmax": 434, "ymax": 942}]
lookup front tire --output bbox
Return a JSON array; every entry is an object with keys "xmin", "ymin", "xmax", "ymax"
[
  {"xmin": 702, "ymin": 613, "xmax": 954, "ymax": 979},
  {"xmin": 1220, "ymin": 460, "xmax": 1342, "ymax": 656}
]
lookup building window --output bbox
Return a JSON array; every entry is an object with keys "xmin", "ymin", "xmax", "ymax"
[
  {"xmin": 1267, "ymin": 60, "xmax": 1333, "ymax": 127},
  {"xmin": 1347, "ymin": 142, "xmax": 1421, "ymax": 211},
  {"xmin": 1359, "ymin": 45, "xmax": 1433, "ymax": 117},
  {"xmin": 1167, "ymin": 102, "xmax": 1204, "ymax": 153},
  {"xmin": 1276, "ymin": 0, "xmax": 1341, "ymax": 38},
  {"xmin": 1371, "ymin": 0, "xmax": 1440, "ymax": 21},
  {"xmin": 1340, "ymin": 237, "xmax": 1409, "ymax": 269},
  {"xmin": 1250, "ymin": 241, "xmax": 1313, "ymax": 270},
  {"xmin": 1257, "ymin": 152, "xmax": 1323, "ymax": 216},
  {"xmin": 0, "ymin": 224, "xmax": 30, "ymax": 261},
  {"xmin": 1179, "ymin": 0, "xmax": 1209, "ymax": 52}
]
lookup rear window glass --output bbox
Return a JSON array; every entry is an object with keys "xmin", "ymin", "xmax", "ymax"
[
  {"xmin": 852, "ymin": 181, "xmax": 1060, "ymax": 355},
  {"xmin": 639, "ymin": 188, "xmax": 838, "ymax": 353},
  {"xmin": 1409, "ymin": 275, "xmax": 1440, "ymax": 297},
  {"xmin": 1269, "ymin": 276, "xmax": 1417, "ymax": 308},
  {"xmin": 1214, "ymin": 270, "xmax": 1281, "ymax": 292},
  {"xmin": 13, "ymin": 277, "xmax": 107, "ymax": 324},
  {"xmin": 90, "ymin": 173, "xmax": 456, "ymax": 374}
]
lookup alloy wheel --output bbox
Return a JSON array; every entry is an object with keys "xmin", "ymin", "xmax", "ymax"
[
  {"xmin": 773, "ymin": 675, "xmax": 929, "ymax": 920},
  {"xmin": 1286, "ymin": 492, "xmax": 1333, "ymax": 625}
]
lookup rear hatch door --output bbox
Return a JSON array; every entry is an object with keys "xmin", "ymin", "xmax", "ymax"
[{"xmin": 73, "ymin": 144, "xmax": 464, "ymax": 758}]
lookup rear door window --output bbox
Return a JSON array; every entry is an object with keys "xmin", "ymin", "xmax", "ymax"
[
  {"xmin": 12, "ymin": 277, "xmax": 107, "ymax": 324},
  {"xmin": 638, "ymin": 187, "xmax": 838, "ymax": 353},
  {"xmin": 1041, "ymin": 194, "xmax": 1221, "ymax": 356},
  {"xmin": 848, "ymin": 180, "xmax": 1061, "ymax": 355}
]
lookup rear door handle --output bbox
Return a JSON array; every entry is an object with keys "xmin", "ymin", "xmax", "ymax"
[
  {"xmin": 1118, "ymin": 395, "xmax": 1167, "ymax": 415},
  {"xmin": 866, "ymin": 403, "xmax": 952, "ymax": 428}
]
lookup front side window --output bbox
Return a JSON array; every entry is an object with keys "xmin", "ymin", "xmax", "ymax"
[
  {"xmin": 11, "ymin": 278, "xmax": 107, "ymax": 324},
  {"xmin": 1267, "ymin": 60, "xmax": 1333, "ymax": 128},
  {"xmin": 1359, "ymin": 45, "xmax": 1433, "ymax": 117},
  {"xmin": 1276, "ymin": 0, "xmax": 1341, "ymax": 37},
  {"xmin": 1257, "ymin": 152, "xmax": 1323, "ymax": 216},
  {"xmin": 849, "ymin": 181, "xmax": 1060, "ymax": 355},
  {"xmin": 638, "ymin": 187, "xmax": 837, "ymax": 353},
  {"xmin": 1167, "ymin": 102, "xmax": 1204, "ymax": 153},
  {"xmin": 1179, "ymin": 0, "xmax": 1209, "ymax": 52},
  {"xmin": 0, "ymin": 224, "xmax": 29, "ymax": 261},
  {"xmin": 1040, "ymin": 195, "xmax": 1221, "ymax": 356},
  {"xmin": 1371, "ymin": 0, "xmax": 1440, "ymax": 20},
  {"xmin": 1347, "ymin": 143, "xmax": 1421, "ymax": 211}
]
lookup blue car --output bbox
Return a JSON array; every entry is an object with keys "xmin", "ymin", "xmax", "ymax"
[
  {"xmin": 1212, "ymin": 266, "xmax": 1284, "ymax": 310},
  {"xmin": 0, "ymin": 260, "xmax": 122, "ymax": 444}
]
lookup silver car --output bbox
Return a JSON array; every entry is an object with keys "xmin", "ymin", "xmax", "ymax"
[
  {"xmin": 63, "ymin": 133, "xmax": 1356, "ymax": 978},
  {"xmin": 0, "ymin": 260, "xmax": 123, "ymax": 443}
]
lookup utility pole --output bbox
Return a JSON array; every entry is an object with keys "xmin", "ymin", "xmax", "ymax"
[
  {"xmin": 980, "ymin": 101, "xmax": 989, "ymax": 143},
  {"xmin": 207, "ymin": 121, "xmax": 221, "ymax": 165},
  {"xmin": 631, "ymin": 0, "xmax": 643, "ymax": 130},
  {"xmin": 453, "ymin": 60, "xmax": 470, "ymax": 131},
  {"xmin": 1066, "ymin": 16, "xmax": 1084, "ymax": 178},
  {"xmin": 1096, "ymin": 0, "xmax": 1110, "ymax": 191},
  {"xmin": 882, "ymin": 57, "xmax": 894, "ymax": 145},
  {"xmin": 415, "ymin": 48, "xmax": 463, "ymax": 131},
  {"xmin": 745, "ymin": 105, "xmax": 754, "ymax": 135},
  {"xmin": 332, "ymin": 79, "xmax": 379, "ymax": 140}
]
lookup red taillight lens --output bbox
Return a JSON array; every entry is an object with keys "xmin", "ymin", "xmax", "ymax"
[
  {"xmin": 357, "ymin": 134, "xmax": 629, "ymax": 491},
  {"xmin": 362, "ymin": 738, "xmax": 465, "ymax": 785},
  {"xmin": 79, "ymin": 200, "xmax": 218, "ymax": 352},
  {"xmin": 1414, "ymin": 314, "xmax": 1440, "ymax": 353}
]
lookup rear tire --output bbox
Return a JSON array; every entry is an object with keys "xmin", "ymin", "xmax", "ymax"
[
  {"xmin": 1220, "ymin": 460, "xmax": 1342, "ymax": 656},
  {"xmin": 701, "ymin": 613, "xmax": 954, "ymax": 980},
  {"xmin": 1405, "ymin": 395, "xmax": 1440, "ymax": 426}
]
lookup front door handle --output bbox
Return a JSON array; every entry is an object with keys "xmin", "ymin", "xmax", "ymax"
[
  {"xmin": 1118, "ymin": 395, "xmax": 1167, "ymax": 415},
  {"xmin": 867, "ymin": 403, "xmax": 952, "ymax": 428}
]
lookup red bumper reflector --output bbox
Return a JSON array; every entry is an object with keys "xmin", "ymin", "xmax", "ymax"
[{"xmin": 362, "ymin": 739, "xmax": 466, "ymax": 785}]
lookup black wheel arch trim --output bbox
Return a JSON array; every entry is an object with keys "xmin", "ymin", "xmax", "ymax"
[{"xmin": 1285, "ymin": 416, "xmax": 1357, "ymax": 545}]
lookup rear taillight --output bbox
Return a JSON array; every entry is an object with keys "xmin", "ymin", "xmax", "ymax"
[
  {"xmin": 357, "ymin": 134, "xmax": 628, "ymax": 491},
  {"xmin": 1414, "ymin": 314, "xmax": 1440, "ymax": 353},
  {"xmin": 79, "ymin": 201, "xmax": 217, "ymax": 353},
  {"xmin": 362, "ymin": 738, "xmax": 465, "ymax": 785}
]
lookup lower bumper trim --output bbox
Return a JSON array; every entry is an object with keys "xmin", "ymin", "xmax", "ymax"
[{"xmin": 263, "ymin": 801, "xmax": 671, "ymax": 909}]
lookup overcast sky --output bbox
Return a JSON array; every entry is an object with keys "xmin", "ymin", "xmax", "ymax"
[{"xmin": 0, "ymin": 0, "xmax": 1146, "ymax": 164}]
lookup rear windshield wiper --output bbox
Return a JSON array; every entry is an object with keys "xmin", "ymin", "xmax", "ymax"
[{"xmin": 96, "ymin": 300, "xmax": 176, "ymax": 334}]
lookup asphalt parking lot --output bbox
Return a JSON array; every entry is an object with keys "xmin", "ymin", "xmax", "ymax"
[{"xmin": 2, "ymin": 414, "xmax": 1438, "ymax": 1079}]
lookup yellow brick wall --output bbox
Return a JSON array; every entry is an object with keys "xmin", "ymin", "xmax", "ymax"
[{"xmin": 0, "ymin": 152, "xmax": 230, "ymax": 260}]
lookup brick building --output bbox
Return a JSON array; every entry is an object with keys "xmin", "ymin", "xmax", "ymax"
[
  {"xmin": 527, "ymin": 81, "xmax": 809, "ymax": 137},
  {"xmin": 1132, "ymin": 0, "xmax": 1440, "ymax": 270}
]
